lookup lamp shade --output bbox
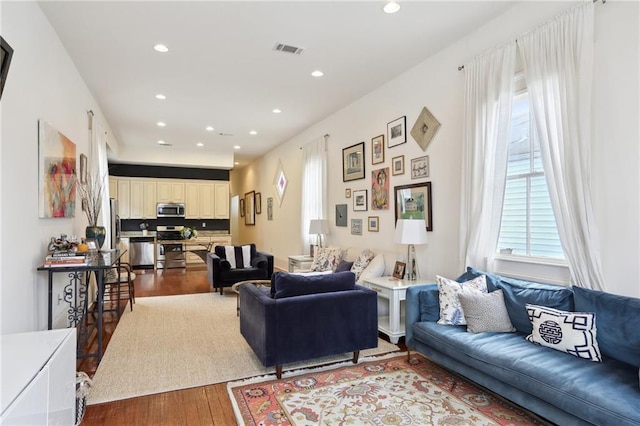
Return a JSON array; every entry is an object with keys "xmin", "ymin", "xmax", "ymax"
[
  {"xmin": 394, "ymin": 219, "xmax": 428, "ymax": 245},
  {"xmin": 309, "ymin": 219, "xmax": 330, "ymax": 235}
]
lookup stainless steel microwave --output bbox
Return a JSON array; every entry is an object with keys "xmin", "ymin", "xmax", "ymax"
[{"xmin": 157, "ymin": 203, "xmax": 185, "ymax": 218}]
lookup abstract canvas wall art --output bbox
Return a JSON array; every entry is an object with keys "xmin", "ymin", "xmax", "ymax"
[{"xmin": 38, "ymin": 120, "xmax": 76, "ymax": 218}]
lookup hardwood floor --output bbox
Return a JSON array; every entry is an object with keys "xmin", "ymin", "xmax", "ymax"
[
  {"xmin": 79, "ymin": 266, "xmax": 403, "ymax": 425},
  {"xmin": 79, "ymin": 266, "xmax": 237, "ymax": 425}
]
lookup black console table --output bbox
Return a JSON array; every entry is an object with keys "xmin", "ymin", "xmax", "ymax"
[{"xmin": 38, "ymin": 249, "xmax": 124, "ymax": 362}]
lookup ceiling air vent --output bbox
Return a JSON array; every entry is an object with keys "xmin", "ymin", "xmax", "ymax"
[{"xmin": 273, "ymin": 43, "xmax": 304, "ymax": 55}]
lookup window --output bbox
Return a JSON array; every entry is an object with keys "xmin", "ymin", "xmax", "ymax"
[{"xmin": 497, "ymin": 78, "xmax": 564, "ymax": 260}]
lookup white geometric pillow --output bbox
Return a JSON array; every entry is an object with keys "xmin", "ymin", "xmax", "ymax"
[
  {"xmin": 526, "ymin": 304, "xmax": 602, "ymax": 362},
  {"xmin": 350, "ymin": 249, "xmax": 375, "ymax": 280},
  {"xmin": 310, "ymin": 247, "xmax": 343, "ymax": 272},
  {"xmin": 436, "ymin": 275, "xmax": 487, "ymax": 326}
]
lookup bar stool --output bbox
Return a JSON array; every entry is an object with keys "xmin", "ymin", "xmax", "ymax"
[{"xmin": 103, "ymin": 262, "xmax": 136, "ymax": 315}]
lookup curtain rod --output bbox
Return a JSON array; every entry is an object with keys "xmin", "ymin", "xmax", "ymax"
[{"xmin": 457, "ymin": 0, "xmax": 605, "ymax": 71}]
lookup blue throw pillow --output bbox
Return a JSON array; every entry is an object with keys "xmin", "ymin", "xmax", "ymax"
[
  {"xmin": 458, "ymin": 266, "xmax": 501, "ymax": 292},
  {"xmin": 335, "ymin": 260, "xmax": 354, "ymax": 273},
  {"xmin": 573, "ymin": 286, "xmax": 640, "ymax": 367},
  {"xmin": 497, "ymin": 278, "xmax": 574, "ymax": 334},
  {"xmin": 273, "ymin": 271, "xmax": 356, "ymax": 299},
  {"xmin": 418, "ymin": 285, "xmax": 440, "ymax": 322}
]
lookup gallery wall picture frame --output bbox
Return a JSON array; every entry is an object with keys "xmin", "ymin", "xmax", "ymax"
[
  {"xmin": 371, "ymin": 134, "xmax": 385, "ymax": 165},
  {"xmin": 392, "ymin": 155, "xmax": 405, "ymax": 176},
  {"xmin": 267, "ymin": 197, "xmax": 273, "ymax": 220},
  {"xmin": 345, "ymin": 188, "xmax": 351, "ymax": 198},
  {"xmin": 387, "ymin": 116, "xmax": 407, "ymax": 148},
  {"xmin": 353, "ymin": 189, "xmax": 368, "ymax": 212},
  {"xmin": 0, "ymin": 36, "xmax": 14, "ymax": 100},
  {"xmin": 371, "ymin": 168, "xmax": 389, "ymax": 210},
  {"xmin": 394, "ymin": 182, "xmax": 433, "ymax": 231},
  {"xmin": 351, "ymin": 219, "xmax": 363, "ymax": 235},
  {"xmin": 411, "ymin": 106, "xmax": 441, "ymax": 151},
  {"xmin": 368, "ymin": 216, "xmax": 379, "ymax": 232},
  {"xmin": 411, "ymin": 155, "xmax": 429, "ymax": 179},
  {"xmin": 273, "ymin": 159, "xmax": 288, "ymax": 206},
  {"xmin": 393, "ymin": 261, "xmax": 406, "ymax": 279},
  {"xmin": 239, "ymin": 198, "xmax": 245, "ymax": 217},
  {"xmin": 255, "ymin": 192, "xmax": 262, "ymax": 214},
  {"xmin": 336, "ymin": 204, "xmax": 348, "ymax": 227},
  {"xmin": 244, "ymin": 191, "xmax": 255, "ymax": 225},
  {"xmin": 342, "ymin": 142, "xmax": 365, "ymax": 182}
]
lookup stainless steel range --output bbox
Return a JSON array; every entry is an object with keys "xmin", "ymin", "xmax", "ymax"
[{"xmin": 156, "ymin": 225, "xmax": 186, "ymax": 269}]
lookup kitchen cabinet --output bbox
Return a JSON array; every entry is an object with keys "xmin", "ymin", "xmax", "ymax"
[
  {"xmin": 129, "ymin": 180, "xmax": 144, "ymax": 218},
  {"xmin": 199, "ymin": 184, "xmax": 215, "ymax": 218},
  {"xmin": 157, "ymin": 181, "xmax": 185, "ymax": 203},
  {"xmin": 117, "ymin": 179, "xmax": 131, "ymax": 219},
  {"xmin": 143, "ymin": 181, "xmax": 157, "ymax": 218},
  {"xmin": 109, "ymin": 176, "xmax": 118, "ymax": 199},
  {"xmin": 125, "ymin": 179, "xmax": 157, "ymax": 219},
  {"xmin": 185, "ymin": 183, "xmax": 200, "ymax": 218},
  {"xmin": 214, "ymin": 182, "xmax": 230, "ymax": 219}
]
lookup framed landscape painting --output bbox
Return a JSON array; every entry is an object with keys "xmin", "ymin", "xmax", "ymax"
[
  {"xmin": 387, "ymin": 116, "xmax": 406, "ymax": 148},
  {"xmin": 342, "ymin": 142, "xmax": 365, "ymax": 182},
  {"xmin": 394, "ymin": 182, "xmax": 433, "ymax": 231}
]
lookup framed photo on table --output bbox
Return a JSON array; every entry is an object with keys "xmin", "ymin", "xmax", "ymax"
[
  {"xmin": 394, "ymin": 182, "xmax": 433, "ymax": 231},
  {"xmin": 393, "ymin": 261, "xmax": 406, "ymax": 279},
  {"xmin": 343, "ymin": 142, "xmax": 365, "ymax": 182}
]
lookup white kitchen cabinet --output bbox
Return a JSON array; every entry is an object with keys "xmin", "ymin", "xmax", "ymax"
[
  {"xmin": 108, "ymin": 176, "xmax": 118, "ymax": 199},
  {"xmin": 117, "ymin": 178, "xmax": 131, "ymax": 219},
  {"xmin": 214, "ymin": 182, "xmax": 230, "ymax": 219},
  {"xmin": 199, "ymin": 184, "xmax": 215, "ymax": 219},
  {"xmin": 185, "ymin": 183, "xmax": 200, "ymax": 218},
  {"xmin": 0, "ymin": 329, "xmax": 76, "ymax": 426},
  {"xmin": 129, "ymin": 179, "xmax": 144, "ymax": 218},
  {"xmin": 157, "ymin": 181, "xmax": 185, "ymax": 203},
  {"xmin": 143, "ymin": 181, "xmax": 157, "ymax": 218}
]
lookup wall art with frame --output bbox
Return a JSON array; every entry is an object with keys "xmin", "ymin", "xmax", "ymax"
[
  {"xmin": 371, "ymin": 134, "xmax": 384, "ymax": 165},
  {"xmin": 387, "ymin": 116, "xmax": 406, "ymax": 148},
  {"xmin": 353, "ymin": 189, "xmax": 368, "ymax": 212},
  {"xmin": 351, "ymin": 219, "xmax": 363, "ymax": 235},
  {"xmin": 336, "ymin": 204, "xmax": 348, "ymax": 227},
  {"xmin": 410, "ymin": 106, "xmax": 441, "ymax": 151},
  {"xmin": 255, "ymin": 192, "xmax": 262, "ymax": 214},
  {"xmin": 267, "ymin": 197, "xmax": 273, "ymax": 220},
  {"xmin": 411, "ymin": 155, "xmax": 429, "ymax": 179},
  {"xmin": 245, "ymin": 191, "xmax": 255, "ymax": 225},
  {"xmin": 0, "ymin": 36, "xmax": 14, "ymax": 100},
  {"xmin": 371, "ymin": 167, "xmax": 389, "ymax": 210},
  {"xmin": 368, "ymin": 216, "xmax": 379, "ymax": 232},
  {"xmin": 239, "ymin": 198, "xmax": 245, "ymax": 217},
  {"xmin": 394, "ymin": 182, "xmax": 433, "ymax": 231},
  {"xmin": 392, "ymin": 155, "xmax": 405, "ymax": 176},
  {"xmin": 342, "ymin": 142, "xmax": 365, "ymax": 182}
]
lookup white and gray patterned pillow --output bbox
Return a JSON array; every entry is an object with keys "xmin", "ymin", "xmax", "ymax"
[
  {"xmin": 310, "ymin": 247, "xmax": 343, "ymax": 272},
  {"xmin": 436, "ymin": 275, "xmax": 487, "ymax": 326},
  {"xmin": 458, "ymin": 289, "xmax": 515, "ymax": 333},
  {"xmin": 526, "ymin": 304, "xmax": 602, "ymax": 362},
  {"xmin": 350, "ymin": 249, "xmax": 375, "ymax": 280}
]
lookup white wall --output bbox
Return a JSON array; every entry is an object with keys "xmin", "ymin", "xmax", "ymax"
[
  {"xmin": 234, "ymin": 1, "xmax": 639, "ymax": 298},
  {"xmin": 1, "ymin": 2, "xmax": 120, "ymax": 333}
]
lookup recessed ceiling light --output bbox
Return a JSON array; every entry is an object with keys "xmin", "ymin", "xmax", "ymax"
[
  {"xmin": 311, "ymin": 70, "xmax": 324, "ymax": 78},
  {"xmin": 154, "ymin": 44, "xmax": 169, "ymax": 53},
  {"xmin": 234, "ymin": 162, "xmax": 240, "ymax": 165},
  {"xmin": 249, "ymin": 130, "xmax": 257, "ymax": 135},
  {"xmin": 157, "ymin": 121, "xmax": 166, "ymax": 127},
  {"xmin": 234, "ymin": 145, "xmax": 241, "ymax": 150},
  {"xmin": 157, "ymin": 140, "xmax": 166, "ymax": 145},
  {"xmin": 272, "ymin": 108, "xmax": 282, "ymax": 114},
  {"xmin": 196, "ymin": 142, "xmax": 204, "ymax": 147},
  {"xmin": 155, "ymin": 94, "xmax": 166, "ymax": 100},
  {"xmin": 383, "ymin": 1, "xmax": 400, "ymax": 14},
  {"xmin": 206, "ymin": 126, "xmax": 214, "ymax": 131}
]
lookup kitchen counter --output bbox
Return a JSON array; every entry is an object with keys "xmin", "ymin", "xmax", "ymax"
[{"xmin": 121, "ymin": 231, "xmax": 157, "ymax": 238}]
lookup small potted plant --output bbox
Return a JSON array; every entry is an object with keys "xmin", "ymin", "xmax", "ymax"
[{"xmin": 181, "ymin": 226, "xmax": 197, "ymax": 239}]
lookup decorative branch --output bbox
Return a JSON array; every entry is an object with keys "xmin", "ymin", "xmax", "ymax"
[{"xmin": 76, "ymin": 171, "xmax": 105, "ymax": 227}]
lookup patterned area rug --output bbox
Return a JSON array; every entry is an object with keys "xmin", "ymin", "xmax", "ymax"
[{"xmin": 227, "ymin": 353, "xmax": 549, "ymax": 426}]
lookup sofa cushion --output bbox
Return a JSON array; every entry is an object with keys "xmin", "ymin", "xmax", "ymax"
[
  {"xmin": 495, "ymin": 278, "xmax": 574, "ymax": 334},
  {"xmin": 437, "ymin": 275, "xmax": 487, "ymax": 326},
  {"xmin": 419, "ymin": 285, "xmax": 440, "ymax": 322},
  {"xmin": 272, "ymin": 271, "xmax": 356, "ymax": 299},
  {"xmin": 525, "ymin": 304, "xmax": 602, "ymax": 362},
  {"xmin": 334, "ymin": 260, "xmax": 354, "ymax": 273},
  {"xmin": 310, "ymin": 247, "xmax": 343, "ymax": 272},
  {"xmin": 458, "ymin": 289, "xmax": 515, "ymax": 333},
  {"xmin": 357, "ymin": 253, "xmax": 385, "ymax": 283},
  {"xmin": 573, "ymin": 286, "xmax": 640, "ymax": 367},
  {"xmin": 350, "ymin": 249, "xmax": 375, "ymax": 280},
  {"xmin": 215, "ymin": 244, "xmax": 255, "ymax": 269}
]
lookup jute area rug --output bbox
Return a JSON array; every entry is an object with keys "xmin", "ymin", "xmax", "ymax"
[
  {"xmin": 228, "ymin": 353, "xmax": 550, "ymax": 426},
  {"xmin": 87, "ymin": 293, "xmax": 399, "ymax": 405}
]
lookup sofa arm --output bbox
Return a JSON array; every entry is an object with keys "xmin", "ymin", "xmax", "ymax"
[
  {"xmin": 405, "ymin": 284, "xmax": 438, "ymax": 350},
  {"xmin": 254, "ymin": 250, "xmax": 274, "ymax": 278},
  {"xmin": 206, "ymin": 252, "xmax": 224, "ymax": 284}
]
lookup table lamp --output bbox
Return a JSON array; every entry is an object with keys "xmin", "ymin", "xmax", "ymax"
[
  {"xmin": 394, "ymin": 219, "xmax": 428, "ymax": 280},
  {"xmin": 309, "ymin": 219, "xmax": 330, "ymax": 256}
]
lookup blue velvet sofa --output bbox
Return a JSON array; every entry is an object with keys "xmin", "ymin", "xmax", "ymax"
[
  {"xmin": 239, "ymin": 271, "xmax": 379, "ymax": 378},
  {"xmin": 406, "ymin": 267, "xmax": 640, "ymax": 426}
]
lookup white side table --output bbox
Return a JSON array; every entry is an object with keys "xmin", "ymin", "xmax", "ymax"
[
  {"xmin": 288, "ymin": 255, "xmax": 313, "ymax": 272},
  {"xmin": 362, "ymin": 276, "xmax": 431, "ymax": 344}
]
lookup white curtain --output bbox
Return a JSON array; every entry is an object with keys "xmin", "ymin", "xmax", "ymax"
[
  {"xmin": 459, "ymin": 42, "xmax": 516, "ymax": 271},
  {"xmin": 518, "ymin": 2, "xmax": 605, "ymax": 290},
  {"xmin": 301, "ymin": 136, "xmax": 328, "ymax": 250},
  {"xmin": 88, "ymin": 112, "xmax": 111, "ymax": 248}
]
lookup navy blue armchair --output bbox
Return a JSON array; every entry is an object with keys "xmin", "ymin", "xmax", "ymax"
[{"xmin": 239, "ymin": 271, "xmax": 379, "ymax": 378}]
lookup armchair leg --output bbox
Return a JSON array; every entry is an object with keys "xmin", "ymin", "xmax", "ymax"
[
  {"xmin": 276, "ymin": 365, "xmax": 283, "ymax": 379},
  {"xmin": 352, "ymin": 351, "xmax": 360, "ymax": 364}
]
